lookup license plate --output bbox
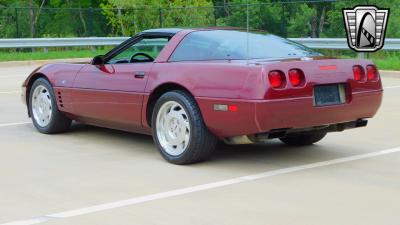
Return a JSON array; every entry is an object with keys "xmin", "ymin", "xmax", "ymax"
[{"xmin": 314, "ymin": 84, "xmax": 346, "ymax": 106}]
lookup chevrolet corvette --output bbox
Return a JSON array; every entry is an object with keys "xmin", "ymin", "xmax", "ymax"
[{"xmin": 22, "ymin": 28, "xmax": 383, "ymax": 164}]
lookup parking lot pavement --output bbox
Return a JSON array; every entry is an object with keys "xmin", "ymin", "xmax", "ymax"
[{"xmin": 0, "ymin": 67, "xmax": 399, "ymax": 225}]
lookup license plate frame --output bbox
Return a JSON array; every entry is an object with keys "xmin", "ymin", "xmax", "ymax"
[{"xmin": 313, "ymin": 84, "xmax": 346, "ymax": 107}]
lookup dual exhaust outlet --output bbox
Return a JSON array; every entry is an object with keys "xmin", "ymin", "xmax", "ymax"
[{"xmin": 224, "ymin": 119, "xmax": 368, "ymax": 145}]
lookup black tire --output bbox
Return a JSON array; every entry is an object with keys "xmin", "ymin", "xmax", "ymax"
[
  {"xmin": 29, "ymin": 78, "xmax": 71, "ymax": 134},
  {"xmin": 279, "ymin": 131, "xmax": 327, "ymax": 146},
  {"xmin": 151, "ymin": 90, "xmax": 217, "ymax": 164}
]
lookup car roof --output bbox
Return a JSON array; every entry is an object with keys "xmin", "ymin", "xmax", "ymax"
[
  {"xmin": 142, "ymin": 27, "xmax": 252, "ymax": 37},
  {"xmin": 142, "ymin": 28, "xmax": 184, "ymax": 36}
]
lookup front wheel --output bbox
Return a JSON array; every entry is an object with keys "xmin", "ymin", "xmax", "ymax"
[
  {"xmin": 29, "ymin": 78, "xmax": 71, "ymax": 134},
  {"xmin": 279, "ymin": 131, "xmax": 327, "ymax": 146},
  {"xmin": 151, "ymin": 90, "xmax": 217, "ymax": 164}
]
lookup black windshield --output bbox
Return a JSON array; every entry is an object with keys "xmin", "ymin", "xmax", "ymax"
[{"xmin": 170, "ymin": 30, "xmax": 322, "ymax": 61}]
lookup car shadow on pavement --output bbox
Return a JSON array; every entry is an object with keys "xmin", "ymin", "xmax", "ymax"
[
  {"xmin": 210, "ymin": 141, "xmax": 333, "ymax": 164},
  {"xmin": 69, "ymin": 123, "xmax": 153, "ymax": 140},
  {"xmin": 66, "ymin": 123, "xmax": 343, "ymax": 165}
]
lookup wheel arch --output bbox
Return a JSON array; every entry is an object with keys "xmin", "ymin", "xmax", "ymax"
[
  {"xmin": 145, "ymin": 82, "xmax": 195, "ymax": 127},
  {"xmin": 25, "ymin": 73, "xmax": 52, "ymax": 117}
]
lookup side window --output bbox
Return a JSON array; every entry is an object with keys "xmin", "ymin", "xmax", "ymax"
[
  {"xmin": 169, "ymin": 35, "xmax": 213, "ymax": 61},
  {"xmin": 169, "ymin": 31, "xmax": 244, "ymax": 61},
  {"xmin": 108, "ymin": 38, "xmax": 169, "ymax": 64}
]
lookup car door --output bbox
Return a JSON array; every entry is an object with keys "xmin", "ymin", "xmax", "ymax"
[{"xmin": 71, "ymin": 37, "xmax": 169, "ymax": 131}]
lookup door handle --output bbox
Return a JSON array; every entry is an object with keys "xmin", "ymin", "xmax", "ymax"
[{"xmin": 134, "ymin": 71, "xmax": 145, "ymax": 78}]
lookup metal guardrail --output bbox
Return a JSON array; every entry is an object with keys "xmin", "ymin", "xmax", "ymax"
[
  {"xmin": 1, "ymin": 37, "xmax": 400, "ymax": 52},
  {"xmin": 290, "ymin": 38, "xmax": 400, "ymax": 50},
  {"xmin": 0, "ymin": 37, "xmax": 130, "ymax": 48}
]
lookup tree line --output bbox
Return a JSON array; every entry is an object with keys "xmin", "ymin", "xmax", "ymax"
[{"xmin": 0, "ymin": 0, "xmax": 399, "ymax": 39}]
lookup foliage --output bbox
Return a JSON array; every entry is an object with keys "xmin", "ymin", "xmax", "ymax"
[
  {"xmin": 0, "ymin": 0, "xmax": 399, "ymax": 67},
  {"xmin": 287, "ymin": 4, "xmax": 316, "ymax": 37},
  {"xmin": 215, "ymin": 0, "xmax": 284, "ymax": 35},
  {"xmin": 100, "ymin": 0, "xmax": 215, "ymax": 35},
  {"xmin": 1, "ymin": 0, "xmax": 399, "ymax": 38}
]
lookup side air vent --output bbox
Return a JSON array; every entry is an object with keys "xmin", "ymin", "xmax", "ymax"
[{"xmin": 57, "ymin": 91, "xmax": 64, "ymax": 107}]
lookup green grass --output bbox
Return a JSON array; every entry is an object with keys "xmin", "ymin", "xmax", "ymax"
[
  {"xmin": 0, "ymin": 49, "xmax": 399, "ymax": 71},
  {"xmin": 373, "ymin": 57, "xmax": 400, "ymax": 71},
  {"xmin": 0, "ymin": 48, "xmax": 159, "ymax": 62},
  {"xmin": 0, "ymin": 49, "xmax": 106, "ymax": 62},
  {"xmin": 319, "ymin": 49, "xmax": 400, "ymax": 71}
]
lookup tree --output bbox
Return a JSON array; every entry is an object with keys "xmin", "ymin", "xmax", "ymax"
[
  {"xmin": 1, "ymin": 0, "xmax": 400, "ymax": 39},
  {"xmin": 28, "ymin": 0, "xmax": 46, "ymax": 37},
  {"xmin": 101, "ymin": 0, "xmax": 215, "ymax": 36},
  {"xmin": 216, "ymin": 0, "xmax": 284, "ymax": 36},
  {"xmin": 162, "ymin": 0, "xmax": 215, "ymax": 28}
]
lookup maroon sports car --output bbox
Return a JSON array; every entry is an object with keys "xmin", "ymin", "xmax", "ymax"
[{"xmin": 22, "ymin": 28, "xmax": 383, "ymax": 164}]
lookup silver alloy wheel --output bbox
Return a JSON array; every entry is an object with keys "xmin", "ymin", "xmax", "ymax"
[
  {"xmin": 31, "ymin": 85, "xmax": 53, "ymax": 127},
  {"xmin": 156, "ymin": 101, "xmax": 191, "ymax": 156}
]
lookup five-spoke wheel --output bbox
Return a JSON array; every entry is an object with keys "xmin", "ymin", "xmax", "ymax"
[
  {"xmin": 156, "ymin": 101, "xmax": 191, "ymax": 156},
  {"xmin": 152, "ymin": 90, "xmax": 217, "ymax": 164},
  {"xmin": 31, "ymin": 85, "xmax": 53, "ymax": 127},
  {"xmin": 29, "ymin": 78, "xmax": 71, "ymax": 134}
]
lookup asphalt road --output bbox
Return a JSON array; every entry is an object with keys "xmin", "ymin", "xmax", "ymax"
[{"xmin": 0, "ymin": 64, "xmax": 400, "ymax": 225}]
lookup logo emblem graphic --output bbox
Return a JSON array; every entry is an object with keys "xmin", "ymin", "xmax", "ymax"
[{"xmin": 343, "ymin": 6, "xmax": 389, "ymax": 52}]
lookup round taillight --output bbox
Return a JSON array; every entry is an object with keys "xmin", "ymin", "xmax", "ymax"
[
  {"xmin": 366, "ymin": 65, "xmax": 379, "ymax": 81},
  {"xmin": 268, "ymin": 70, "xmax": 286, "ymax": 89},
  {"xmin": 353, "ymin": 65, "xmax": 365, "ymax": 82},
  {"xmin": 288, "ymin": 69, "xmax": 305, "ymax": 86}
]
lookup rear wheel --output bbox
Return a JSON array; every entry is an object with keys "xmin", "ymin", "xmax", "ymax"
[
  {"xmin": 151, "ymin": 90, "xmax": 217, "ymax": 164},
  {"xmin": 279, "ymin": 131, "xmax": 327, "ymax": 146},
  {"xmin": 29, "ymin": 78, "xmax": 71, "ymax": 134}
]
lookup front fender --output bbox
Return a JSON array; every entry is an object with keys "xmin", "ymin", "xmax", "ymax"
[
  {"xmin": 21, "ymin": 64, "xmax": 53, "ymax": 108},
  {"xmin": 22, "ymin": 63, "xmax": 86, "ymax": 115}
]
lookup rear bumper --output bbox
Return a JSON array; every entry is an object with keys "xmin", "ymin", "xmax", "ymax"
[{"xmin": 196, "ymin": 90, "xmax": 383, "ymax": 138}]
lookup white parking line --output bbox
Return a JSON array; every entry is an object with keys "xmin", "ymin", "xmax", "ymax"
[
  {"xmin": 0, "ymin": 122, "xmax": 30, "ymax": 127},
  {"xmin": 2, "ymin": 146, "xmax": 400, "ymax": 225},
  {"xmin": 384, "ymin": 85, "xmax": 400, "ymax": 89},
  {"xmin": 0, "ymin": 91, "xmax": 20, "ymax": 94},
  {"xmin": 0, "ymin": 74, "xmax": 27, "ymax": 78}
]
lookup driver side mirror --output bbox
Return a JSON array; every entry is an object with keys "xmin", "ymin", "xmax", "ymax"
[{"xmin": 91, "ymin": 55, "xmax": 105, "ymax": 65}]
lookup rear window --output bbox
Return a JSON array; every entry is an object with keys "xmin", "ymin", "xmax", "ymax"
[{"xmin": 170, "ymin": 30, "xmax": 322, "ymax": 61}]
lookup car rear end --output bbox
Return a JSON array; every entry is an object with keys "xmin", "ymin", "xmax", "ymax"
[
  {"xmin": 241, "ymin": 58, "xmax": 382, "ymax": 143},
  {"xmin": 201, "ymin": 58, "xmax": 383, "ymax": 144}
]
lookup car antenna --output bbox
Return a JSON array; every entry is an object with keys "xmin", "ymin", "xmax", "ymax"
[{"xmin": 246, "ymin": 0, "xmax": 250, "ymax": 65}]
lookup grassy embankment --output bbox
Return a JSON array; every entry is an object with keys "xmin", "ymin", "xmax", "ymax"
[
  {"xmin": 319, "ymin": 49, "xmax": 400, "ymax": 71},
  {"xmin": 0, "ymin": 49, "xmax": 106, "ymax": 62}
]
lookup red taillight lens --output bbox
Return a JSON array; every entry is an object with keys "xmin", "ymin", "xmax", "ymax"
[
  {"xmin": 353, "ymin": 65, "xmax": 365, "ymax": 82},
  {"xmin": 288, "ymin": 69, "xmax": 305, "ymax": 86},
  {"xmin": 268, "ymin": 70, "xmax": 286, "ymax": 88},
  {"xmin": 366, "ymin": 65, "xmax": 379, "ymax": 81},
  {"xmin": 228, "ymin": 105, "xmax": 238, "ymax": 112}
]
